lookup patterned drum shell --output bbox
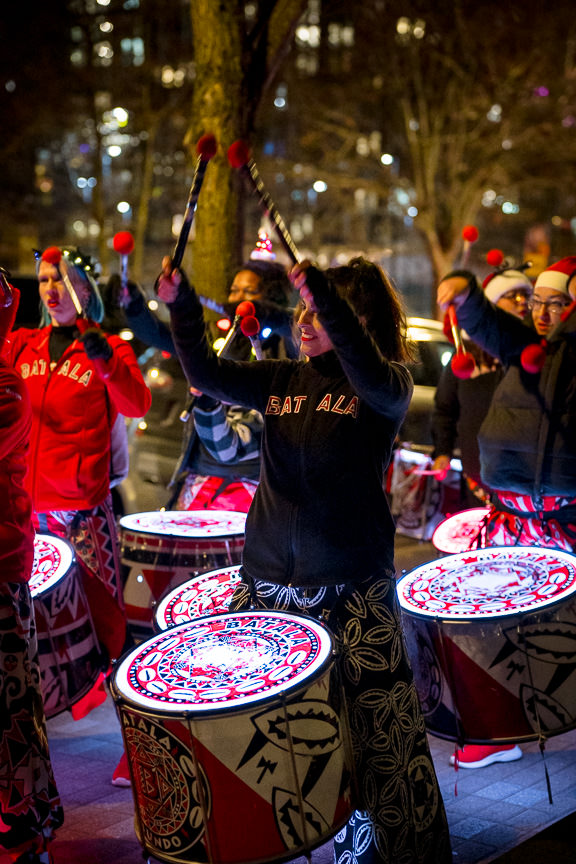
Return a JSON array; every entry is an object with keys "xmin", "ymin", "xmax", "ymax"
[
  {"xmin": 119, "ymin": 511, "xmax": 246, "ymax": 642},
  {"xmin": 31, "ymin": 533, "xmax": 102, "ymax": 718},
  {"xmin": 397, "ymin": 545, "xmax": 576, "ymax": 744},
  {"xmin": 110, "ymin": 611, "xmax": 354, "ymax": 864},
  {"xmin": 154, "ymin": 565, "xmax": 242, "ymax": 632}
]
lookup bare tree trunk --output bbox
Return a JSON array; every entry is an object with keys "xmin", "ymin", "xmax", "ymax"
[{"xmin": 187, "ymin": 0, "xmax": 245, "ymax": 305}]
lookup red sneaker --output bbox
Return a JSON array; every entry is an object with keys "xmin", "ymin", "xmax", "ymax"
[
  {"xmin": 449, "ymin": 744, "xmax": 523, "ymax": 769},
  {"xmin": 112, "ymin": 750, "xmax": 131, "ymax": 787}
]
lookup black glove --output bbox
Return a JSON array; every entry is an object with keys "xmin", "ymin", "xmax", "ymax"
[
  {"xmin": 81, "ymin": 328, "xmax": 113, "ymax": 362},
  {"xmin": 106, "ymin": 273, "xmax": 144, "ymax": 311},
  {"xmin": 441, "ymin": 270, "xmax": 479, "ymax": 291},
  {"xmin": 194, "ymin": 393, "xmax": 220, "ymax": 412},
  {"xmin": 153, "ymin": 264, "xmax": 192, "ymax": 301}
]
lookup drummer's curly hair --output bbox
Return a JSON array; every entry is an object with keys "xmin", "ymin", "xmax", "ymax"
[
  {"xmin": 326, "ymin": 257, "xmax": 416, "ymax": 363},
  {"xmin": 237, "ymin": 260, "xmax": 292, "ymax": 308}
]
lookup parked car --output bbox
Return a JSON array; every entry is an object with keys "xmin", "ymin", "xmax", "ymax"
[{"xmin": 119, "ymin": 316, "xmax": 455, "ymax": 515}]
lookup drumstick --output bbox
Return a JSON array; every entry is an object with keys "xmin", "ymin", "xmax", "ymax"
[
  {"xmin": 240, "ymin": 314, "xmax": 263, "ymax": 360},
  {"xmin": 227, "ymin": 140, "xmax": 301, "ymax": 265},
  {"xmin": 113, "ymin": 231, "xmax": 135, "ymax": 306},
  {"xmin": 217, "ymin": 299, "xmax": 255, "ymax": 357},
  {"xmin": 172, "ymin": 133, "xmax": 218, "ymax": 269},
  {"xmin": 447, "ymin": 305, "xmax": 475, "ymax": 379},
  {"xmin": 460, "ymin": 224, "xmax": 479, "ymax": 268}
]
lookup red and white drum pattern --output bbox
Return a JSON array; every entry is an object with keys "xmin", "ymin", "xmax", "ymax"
[
  {"xmin": 111, "ymin": 611, "xmax": 354, "ymax": 864},
  {"xmin": 119, "ymin": 511, "xmax": 246, "ymax": 641},
  {"xmin": 397, "ymin": 545, "xmax": 576, "ymax": 743},
  {"xmin": 31, "ymin": 534, "xmax": 102, "ymax": 718},
  {"xmin": 154, "ymin": 565, "xmax": 242, "ymax": 631}
]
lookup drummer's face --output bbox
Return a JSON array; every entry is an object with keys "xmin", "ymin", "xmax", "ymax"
[
  {"xmin": 529, "ymin": 286, "xmax": 571, "ymax": 337},
  {"xmin": 297, "ymin": 297, "xmax": 334, "ymax": 357},
  {"xmin": 228, "ymin": 270, "xmax": 263, "ymax": 304}
]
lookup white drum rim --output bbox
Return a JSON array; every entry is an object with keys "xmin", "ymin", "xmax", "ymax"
[
  {"xmin": 30, "ymin": 533, "xmax": 75, "ymax": 597},
  {"xmin": 397, "ymin": 544, "xmax": 576, "ymax": 620},
  {"xmin": 118, "ymin": 509, "xmax": 247, "ymax": 539},
  {"xmin": 113, "ymin": 610, "xmax": 335, "ymax": 715},
  {"xmin": 154, "ymin": 565, "xmax": 242, "ymax": 631}
]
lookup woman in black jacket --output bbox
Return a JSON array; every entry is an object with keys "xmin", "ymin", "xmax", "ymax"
[
  {"xmin": 158, "ymin": 255, "xmax": 453, "ymax": 864},
  {"xmin": 437, "ymin": 256, "xmax": 576, "ymax": 550}
]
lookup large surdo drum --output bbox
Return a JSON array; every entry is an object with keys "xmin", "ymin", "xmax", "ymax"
[
  {"xmin": 119, "ymin": 511, "xmax": 246, "ymax": 641},
  {"xmin": 154, "ymin": 566, "xmax": 242, "ymax": 631},
  {"xmin": 397, "ymin": 545, "xmax": 576, "ymax": 744},
  {"xmin": 31, "ymin": 533, "xmax": 102, "ymax": 718},
  {"xmin": 111, "ymin": 611, "xmax": 354, "ymax": 864}
]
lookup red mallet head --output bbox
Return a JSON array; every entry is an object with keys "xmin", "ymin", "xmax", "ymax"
[
  {"xmin": 462, "ymin": 225, "xmax": 479, "ymax": 243},
  {"xmin": 451, "ymin": 351, "xmax": 476, "ymax": 379},
  {"xmin": 236, "ymin": 300, "xmax": 255, "ymax": 318},
  {"xmin": 227, "ymin": 140, "xmax": 251, "ymax": 170},
  {"xmin": 113, "ymin": 231, "xmax": 135, "ymax": 256},
  {"xmin": 486, "ymin": 248, "xmax": 504, "ymax": 267},
  {"xmin": 521, "ymin": 341, "xmax": 547, "ymax": 374},
  {"xmin": 196, "ymin": 133, "xmax": 217, "ymax": 161},
  {"xmin": 41, "ymin": 246, "xmax": 62, "ymax": 265},
  {"xmin": 240, "ymin": 316, "xmax": 260, "ymax": 338}
]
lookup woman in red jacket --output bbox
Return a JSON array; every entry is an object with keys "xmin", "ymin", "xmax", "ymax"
[
  {"xmin": 5, "ymin": 248, "xmax": 151, "ymax": 705},
  {"xmin": 0, "ymin": 274, "xmax": 63, "ymax": 864}
]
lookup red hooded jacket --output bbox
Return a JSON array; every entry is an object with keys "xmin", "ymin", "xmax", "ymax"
[
  {"xmin": 0, "ymin": 287, "xmax": 35, "ymax": 582},
  {"xmin": 5, "ymin": 324, "xmax": 151, "ymax": 512}
]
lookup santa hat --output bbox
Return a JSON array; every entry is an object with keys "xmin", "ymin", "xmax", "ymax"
[
  {"xmin": 534, "ymin": 256, "xmax": 576, "ymax": 294},
  {"xmin": 483, "ymin": 269, "xmax": 532, "ymax": 303},
  {"xmin": 250, "ymin": 230, "xmax": 276, "ymax": 261}
]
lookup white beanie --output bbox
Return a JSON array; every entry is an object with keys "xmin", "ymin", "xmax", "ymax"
[{"xmin": 483, "ymin": 269, "xmax": 532, "ymax": 304}]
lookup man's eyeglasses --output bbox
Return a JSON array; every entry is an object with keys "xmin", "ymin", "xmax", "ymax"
[
  {"xmin": 527, "ymin": 297, "xmax": 571, "ymax": 314},
  {"xmin": 500, "ymin": 290, "xmax": 531, "ymax": 305}
]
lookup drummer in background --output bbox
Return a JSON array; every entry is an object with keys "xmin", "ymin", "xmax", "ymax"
[
  {"xmin": 432, "ymin": 267, "xmax": 533, "ymax": 508},
  {"xmin": 4, "ymin": 247, "xmax": 151, "ymax": 719},
  {"xmin": 0, "ymin": 274, "xmax": 63, "ymax": 864},
  {"xmin": 437, "ymin": 256, "xmax": 576, "ymax": 767},
  {"xmin": 431, "ymin": 268, "xmax": 533, "ymax": 770},
  {"xmin": 158, "ymin": 256, "xmax": 453, "ymax": 864},
  {"xmin": 112, "ymin": 241, "xmax": 297, "ymax": 512}
]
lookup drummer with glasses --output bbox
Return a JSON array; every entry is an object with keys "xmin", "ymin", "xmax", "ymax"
[
  {"xmin": 436, "ymin": 258, "xmax": 576, "ymax": 772},
  {"xmin": 437, "ymin": 255, "xmax": 576, "ymax": 553},
  {"xmin": 527, "ymin": 292, "xmax": 572, "ymax": 335}
]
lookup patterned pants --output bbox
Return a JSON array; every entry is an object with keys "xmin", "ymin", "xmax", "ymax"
[
  {"xmin": 37, "ymin": 494, "xmax": 127, "ymax": 663},
  {"xmin": 0, "ymin": 583, "xmax": 63, "ymax": 861},
  {"xmin": 230, "ymin": 573, "xmax": 453, "ymax": 864}
]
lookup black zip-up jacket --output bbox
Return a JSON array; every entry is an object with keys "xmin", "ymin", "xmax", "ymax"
[
  {"xmin": 168, "ymin": 273, "xmax": 413, "ymax": 587},
  {"xmin": 453, "ymin": 273, "xmax": 576, "ymax": 499}
]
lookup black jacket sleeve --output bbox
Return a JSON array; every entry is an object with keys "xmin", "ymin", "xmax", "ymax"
[{"xmin": 303, "ymin": 266, "xmax": 413, "ymax": 420}]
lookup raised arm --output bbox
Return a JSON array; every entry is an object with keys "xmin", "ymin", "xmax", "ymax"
[{"xmin": 291, "ymin": 263, "xmax": 413, "ymax": 420}]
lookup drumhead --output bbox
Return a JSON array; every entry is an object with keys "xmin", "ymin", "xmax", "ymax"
[
  {"xmin": 113, "ymin": 610, "xmax": 334, "ymax": 714},
  {"xmin": 119, "ymin": 510, "xmax": 247, "ymax": 539},
  {"xmin": 30, "ymin": 534, "xmax": 74, "ymax": 597},
  {"xmin": 432, "ymin": 507, "xmax": 490, "ymax": 554},
  {"xmin": 397, "ymin": 545, "xmax": 576, "ymax": 620},
  {"xmin": 155, "ymin": 565, "xmax": 242, "ymax": 631}
]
